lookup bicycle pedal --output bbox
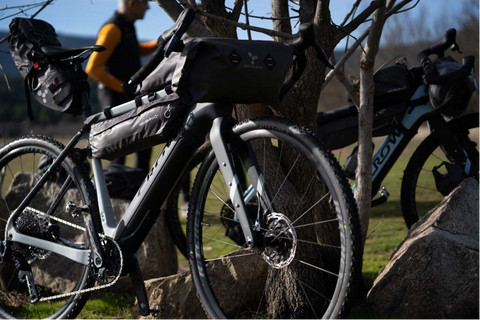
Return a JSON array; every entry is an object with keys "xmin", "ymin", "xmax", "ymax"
[{"xmin": 150, "ymin": 305, "xmax": 165, "ymax": 315}]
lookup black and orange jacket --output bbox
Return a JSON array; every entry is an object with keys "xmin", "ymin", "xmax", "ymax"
[{"xmin": 86, "ymin": 12, "xmax": 156, "ymax": 93}]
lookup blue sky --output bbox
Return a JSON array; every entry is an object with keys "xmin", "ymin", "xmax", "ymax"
[{"xmin": 0, "ymin": 0, "xmax": 472, "ymax": 44}]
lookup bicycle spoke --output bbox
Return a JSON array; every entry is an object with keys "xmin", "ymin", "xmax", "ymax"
[
  {"xmin": 292, "ymin": 169, "xmax": 318, "ymax": 217},
  {"xmin": 202, "ymin": 236, "xmax": 243, "ymax": 249},
  {"xmin": 219, "ymin": 254, "xmax": 255, "ymax": 308},
  {"xmin": 294, "ymin": 218, "xmax": 338, "ymax": 229},
  {"xmin": 298, "ymin": 279, "xmax": 332, "ymax": 303},
  {"xmin": 235, "ymin": 255, "xmax": 259, "ymax": 318},
  {"xmin": 296, "ymin": 259, "xmax": 339, "ymax": 277},
  {"xmin": 297, "ymin": 276, "xmax": 318, "ymax": 319},
  {"xmin": 205, "ymin": 251, "xmax": 255, "ymax": 262},
  {"xmin": 209, "ymin": 189, "xmax": 235, "ymax": 214},
  {"xmin": 209, "ymin": 179, "xmax": 229, "ymax": 203},
  {"xmin": 431, "ymin": 150, "xmax": 447, "ymax": 162},
  {"xmin": 271, "ymin": 153, "xmax": 301, "ymax": 204},
  {"xmin": 291, "ymin": 192, "xmax": 331, "ymax": 226},
  {"xmin": 203, "ymin": 210, "xmax": 238, "ymax": 224},
  {"xmin": 280, "ymin": 237, "xmax": 341, "ymax": 249}
]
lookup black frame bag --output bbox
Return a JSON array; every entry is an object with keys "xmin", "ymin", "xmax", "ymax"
[
  {"xmin": 89, "ymin": 94, "xmax": 187, "ymax": 160},
  {"xmin": 8, "ymin": 18, "xmax": 89, "ymax": 119}
]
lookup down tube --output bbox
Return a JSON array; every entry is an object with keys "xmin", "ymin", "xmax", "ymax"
[
  {"xmin": 112, "ymin": 133, "xmax": 203, "ymax": 255},
  {"xmin": 367, "ymin": 103, "xmax": 435, "ymax": 194}
]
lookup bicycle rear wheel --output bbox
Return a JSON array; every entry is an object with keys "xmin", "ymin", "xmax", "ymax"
[
  {"xmin": 188, "ymin": 118, "xmax": 361, "ymax": 319},
  {"xmin": 0, "ymin": 136, "xmax": 95, "ymax": 319}
]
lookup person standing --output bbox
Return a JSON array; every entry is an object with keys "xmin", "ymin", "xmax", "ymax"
[{"xmin": 86, "ymin": 0, "xmax": 156, "ymax": 174}]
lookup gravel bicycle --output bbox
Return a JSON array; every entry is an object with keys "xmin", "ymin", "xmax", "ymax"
[{"xmin": 0, "ymin": 8, "xmax": 361, "ymax": 319}]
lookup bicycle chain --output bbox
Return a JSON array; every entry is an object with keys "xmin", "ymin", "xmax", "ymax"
[{"xmin": 8, "ymin": 206, "xmax": 123, "ymax": 302}]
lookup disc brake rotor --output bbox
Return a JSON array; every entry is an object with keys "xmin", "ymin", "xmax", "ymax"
[{"xmin": 261, "ymin": 212, "xmax": 297, "ymax": 269}]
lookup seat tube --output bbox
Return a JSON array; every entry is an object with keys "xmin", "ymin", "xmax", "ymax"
[{"xmin": 209, "ymin": 117, "xmax": 256, "ymax": 248}]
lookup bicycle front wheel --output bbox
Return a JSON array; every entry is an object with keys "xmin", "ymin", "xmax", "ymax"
[
  {"xmin": 188, "ymin": 118, "xmax": 362, "ymax": 319},
  {"xmin": 401, "ymin": 114, "xmax": 479, "ymax": 228},
  {"xmin": 0, "ymin": 135, "xmax": 96, "ymax": 319}
]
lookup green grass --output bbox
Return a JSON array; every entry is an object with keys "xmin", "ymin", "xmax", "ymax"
[{"xmin": 77, "ymin": 293, "xmax": 136, "ymax": 319}]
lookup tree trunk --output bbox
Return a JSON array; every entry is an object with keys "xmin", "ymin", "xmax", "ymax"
[
  {"xmin": 271, "ymin": 0, "xmax": 292, "ymax": 43},
  {"xmin": 356, "ymin": 0, "xmax": 387, "ymax": 245}
]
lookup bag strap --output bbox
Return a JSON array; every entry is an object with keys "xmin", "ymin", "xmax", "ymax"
[
  {"xmin": 103, "ymin": 106, "xmax": 113, "ymax": 119},
  {"xmin": 135, "ymin": 95, "xmax": 143, "ymax": 107},
  {"xmin": 52, "ymin": 81, "xmax": 89, "ymax": 105},
  {"xmin": 48, "ymin": 70, "xmax": 87, "ymax": 93},
  {"xmin": 24, "ymin": 76, "xmax": 34, "ymax": 121}
]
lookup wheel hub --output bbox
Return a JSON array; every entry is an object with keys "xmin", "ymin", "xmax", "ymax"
[{"xmin": 261, "ymin": 212, "xmax": 297, "ymax": 269}]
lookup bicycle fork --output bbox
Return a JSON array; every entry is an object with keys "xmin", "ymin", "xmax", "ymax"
[{"xmin": 209, "ymin": 117, "xmax": 273, "ymax": 249}]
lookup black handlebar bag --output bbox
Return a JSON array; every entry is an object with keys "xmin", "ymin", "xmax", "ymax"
[{"xmin": 140, "ymin": 38, "xmax": 294, "ymax": 106}]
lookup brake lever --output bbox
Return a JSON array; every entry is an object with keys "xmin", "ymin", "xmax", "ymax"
[
  {"xmin": 312, "ymin": 41, "xmax": 334, "ymax": 69},
  {"xmin": 297, "ymin": 23, "xmax": 334, "ymax": 69},
  {"xmin": 451, "ymin": 41, "xmax": 463, "ymax": 54}
]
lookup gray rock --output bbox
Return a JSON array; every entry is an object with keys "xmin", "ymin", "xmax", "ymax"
[
  {"xmin": 367, "ymin": 178, "xmax": 479, "ymax": 319},
  {"xmin": 133, "ymin": 249, "xmax": 268, "ymax": 319}
]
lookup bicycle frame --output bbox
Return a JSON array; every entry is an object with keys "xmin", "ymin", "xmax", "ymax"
[
  {"xmin": 365, "ymin": 84, "xmax": 434, "ymax": 194},
  {"xmin": 356, "ymin": 82, "xmax": 475, "ymax": 197},
  {"xmin": 4, "ymin": 90, "xmax": 266, "ymax": 266}
]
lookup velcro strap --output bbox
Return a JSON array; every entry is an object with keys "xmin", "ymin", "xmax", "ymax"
[
  {"xmin": 24, "ymin": 77, "xmax": 34, "ymax": 121},
  {"xmin": 52, "ymin": 81, "xmax": 90, "ymax": 105},
  {"xmin": 103, "ymin": 106, "xmax": 113, "ymax": 119},
  {"xmin": 135, "ymin": 95, "xmax": 143, "ymax": 107}
]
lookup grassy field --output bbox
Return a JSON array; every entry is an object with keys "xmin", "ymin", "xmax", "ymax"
[{"xmin": 0, "ymin": 127, "xmax": 477, "ymax": 318}]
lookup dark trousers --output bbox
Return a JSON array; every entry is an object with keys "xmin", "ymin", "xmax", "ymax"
[{"xmin": 98, "ymin": 86, "xmax": 152, "ymax": 174}]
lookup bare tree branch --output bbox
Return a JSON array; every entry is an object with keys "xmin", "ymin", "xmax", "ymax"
[
  {"xmin": 386, "ymin": 0, "xmax": 413, "ymax": 17},
  {"xmin": 323, "ymin": 30, "xmax": 369, "ymax": 89},
  {"xmin": 156, "ymin": 0, "xmax": 212, "ymax": 37},
  {"xmin": 243, "ymin": 0, "xmax": 252, "ymax": 40},
  {"xmin": 323, "ymin": 0, "xmax": 413, "ymax": 90},
  {"xmin": 225, "ymin": 5, "xmax": 299, "ymax": 21},
  {"xmin": 337, "ymin": 0, "xmax": 382, "ymax": 41},
  {"xmin": 386, "ymin": 0, "xmax": 397, "ymax": 11},
  {"xmin": 356, "ymin": 0, "xmax": 387, "ymax": 245},
  {"xmin": 30, "ymin": 0, "xmax": 54, "ymax": 19},
  {"xmin": 197, "ymin": 10, "xmax": 294, "ymax": 39},
  {"xmin": 339, "ymin": 0, "xmax": 363, "ymax": 27},
  {"xmin": 231, "ymin": 0, "xmax": 243, "ymax": 22}
]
